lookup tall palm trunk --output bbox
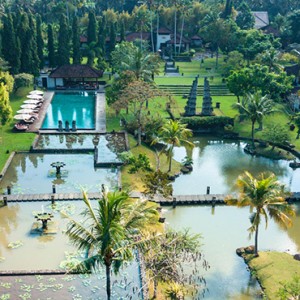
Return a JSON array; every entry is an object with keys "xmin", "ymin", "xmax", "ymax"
[
  {"xmin": 168, "ymin": 144, "xmax": 174, "ymax": 172},
  {"xmin": 174, "ymin": 8, "xmax": 177, "ymax": 57},
  {"xmin": 179, "ymin": 13, "xmax": 185, "ymax": 54},
  {"xmin": 150, "ymin": 11, "xmax": 154, "ymax": 52},
  {"xmin": 105, "ymin": 263, "xmax": 111, "ymax": 300},
  {"xmin": 156, "ymin": 11, "xmax": 159, "ymax": 52},
  {"xmin": 254, "ymin": 225, "xmax": 259, "ymax": 257},
  {"xmin": 153, "ymin": 278, "xmax": 158, "ymax": 298},
  {"xmin": 251, "ymin": 120, "xmax": 255, "ymax": 148}
]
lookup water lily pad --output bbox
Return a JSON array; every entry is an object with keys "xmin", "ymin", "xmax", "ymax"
[
  {"xmin": 7, "ymin": 240, "xmax": 23, "ymax": 249},
  {"xmin": 0, "ymin": 283, "xmax": 12, "ymax": 289}
]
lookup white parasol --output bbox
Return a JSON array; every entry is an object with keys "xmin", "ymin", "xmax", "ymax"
[
  {"xmin": 21, "ymin": 104, "xmax": 39, "ymax": 109},
  {"xmin": 17, "ymin": 108, "xmax": 35, "ymax": 114},
  {"xmin": 14, "ymin": 114, "xmax": 35, "ymax": 120},
  {"xmin": 29, "ymin": 90, "xmax": 43, "ymax": 95},
  {"xmin": 24, "ymin": 99, "xmax": 41, "ymax": 104},
  {"xmin": 27, "ymin": 94, "xmax": 43, "ymax": 100}
]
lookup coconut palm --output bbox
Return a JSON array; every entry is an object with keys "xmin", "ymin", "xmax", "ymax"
[
  {"xmin": 234, "ymin": 92, "xmax": 275, "ymax": 148},
  {"xmin": 226, "ymin": 171, "xmax": 295, "ymax": 256},
  {"xmin": 154, "ymin": 120, "xmax": 194, "ymax": 172},
  {"xmin": 63, "ymin": 189, "xmax": 159, "ymax": 300}
]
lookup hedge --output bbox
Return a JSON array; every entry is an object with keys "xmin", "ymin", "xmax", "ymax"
[{"xmin": 181, "ymin": 116, "xmax": 234, "ymax": 130}]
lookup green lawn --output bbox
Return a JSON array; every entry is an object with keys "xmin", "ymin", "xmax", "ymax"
[
  {"xmin": 0, "ymin": 87, "xmax": 37, "ymax": 171},
  {"xmin": 246, "ymin": 252, "xmax": 300, "ymax": 299}
]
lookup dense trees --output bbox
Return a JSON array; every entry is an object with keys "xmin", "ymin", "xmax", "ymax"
[{"xmin": 57, "ymin": 14, "xmax": 70, "ymax": 66}]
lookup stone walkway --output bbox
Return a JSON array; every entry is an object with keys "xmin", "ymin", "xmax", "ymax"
[{"xmin": 96, "ymin": 91, "xmax": 106, "ymax": 132}]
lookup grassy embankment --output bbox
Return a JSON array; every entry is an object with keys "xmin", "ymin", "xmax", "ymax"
[
  {"xmin": 245, "ymin": 252, "xmax": 300, "ymax": 299},
  {"xmin": 0, "ymin": 86, "xmax": 36, "ymax": 171}
]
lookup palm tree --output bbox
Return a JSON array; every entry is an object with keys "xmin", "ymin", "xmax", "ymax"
[
  {"xmin": 154, "ymin": 120, "xmax": 194, "ymax": 172},
  {"xmin": 234, "ymin": 92, "xmax": 275, "ymax": 148},
  {"xmin": 63, "ymin": 189, "xmax": 159, "ymax": 300},
  {"xmin": 226, "ymin": 171, "xmax": 295, "ymax": 256},
  {"xmin": 122, "ymin": 46, "xmax": 161, "ymax": 81}
]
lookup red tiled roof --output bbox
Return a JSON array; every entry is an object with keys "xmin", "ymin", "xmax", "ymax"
[
  {"xmin": 80, "ymin": 35, "xmax": 87, "ymax": 43},
  {"xmin": 125, "ymin": 32, "xmax": 151, "ymax": 42},
  {"xmin": 156, "ymin": 27, "xmax": 172, "ymax": 34},
  {"xmin": 49, "ymin": 65, "xmax": 103, "ymax": 78},
  {"xmin": 191, "ymin": 35, "xmax": 201, "ymax": 40}
]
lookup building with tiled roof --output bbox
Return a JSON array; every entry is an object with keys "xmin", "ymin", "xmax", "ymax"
[{"xmin": 39, "ymin": 65, "xmax": 104, "ymax": 89}]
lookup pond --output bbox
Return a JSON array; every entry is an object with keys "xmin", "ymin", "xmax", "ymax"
[
  {"xmin": 172, "ymin": 135, "xmax": 300, "ymax": 195},
  {"xmin": 0, "ymin": 201, "xmax": 142, "ymax": 299},
  {"xmin": 0, "ymin": 153, "xmax": 118, "ymax": 194},
  {"xmin": 165, "ymin": 203, "xmax": 300, "ymax": 299}
]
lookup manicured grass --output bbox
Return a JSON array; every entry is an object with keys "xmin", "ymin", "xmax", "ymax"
[
  {"xmin": 0, "ymin": 87, "xmax": 36, "ymax": 171},
  {"xmin": 246, "ymin": 251, "xmax": 300, "ymax": 299},
  {"xmin": 121, "ymin": 135, "xmax": 181, "ymax": 191}
]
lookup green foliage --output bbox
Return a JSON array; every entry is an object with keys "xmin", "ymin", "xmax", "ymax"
[
  {"xmin": 154, "ymin": 120, "xmax": 194, "ymax": 171},
  {"xmin": 36, "ymin": 15, "xmax": 44, "ymax": 69},
  {"xmin": 2, "ymin": 13, "xmax": 20, "ymax": 74},
  {"xmin": 238, "ymin": 30, "xmax": 281, "ymax": 62},
  {"xmin": 72, "ymin": 16, "xmax": 81, "ymax": 65},
  {"xmin": 128, "ymin": 153, "xmax": 153, "ymax": 174},
  {"xmin": 277, "ymin": 275, "xmax": 300, "ymax": 300},
  {"xmin": 0, "ymin": 83, "xmax": 12, "ymax": 125},
  {"xmin": 14, "ymin": 73, "xmax": 33, "ymax": 91},
  {"xmin": 235, "ymin": 93, "xmax": 276, "ymax": 146},
  {"xmin": 227, "ymin": 64, "xmax": 294, "ymax": 101},
  {"xmin": 165, "ymin": 282, "xmax": 187, "ymax": 300},
  {"xmin": 57, "ymin": 14, "xmax": 70, "ymax": 66},
  {"xmin": 181, "ymin": 116, "xmax": 234, "ymax": 130},
  {"xmin": 87, "ymin": 12, "xmax": 97, "ymax": 45},
  {"xmin": 142, "ymin": 169, "xmax": 173, "ymax": 198},
  {"xmin": 262, "ymin": 124, "xmax": 290, "ymax": 149},
  {"xmin": 235, "ymin": 1, "xmax": 255, "ymax": 30},
  {"xmin": 64, "ymin": 190, "xmax": 159, "ymax": 299},
  {"xmin": 47, "ymin": 24, "xmax": 55, "ymax": 68},
  {"xmin": 226, "ymin": 171, "xmax": 294, "ymax": 256},
  {"xmin": 111, "ymin": 42, "xmax": 161, "ymax": 81},
  {"xmin": 106, "ymin": 71, "xmax": 136, "ymax": 105},
  {"xmin": 287, "ymin": 10, "xmax": 300, "ymax": 44}
]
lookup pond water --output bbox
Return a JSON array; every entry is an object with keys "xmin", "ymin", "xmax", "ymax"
[
  {"xmin": 165, "ymin": 204, "xmax": 300, "ymax": 300},
  {"xmin": 0, "ymin": 201, "xmax": 141, "ymax": 299},
  {"xmin": 172, "ymin": 135, "xmax": 300, "ymax": 195},
  {"xmin": 0, "ymin": 153, "xmax": 118, "ymax": 194},
  {"xmin": 34, "ymin": 134, "xmax": 126, "ymax": 163},
  {"xmin": 41, "ymin": 92, "xmax": 95, "ymax": 129}
]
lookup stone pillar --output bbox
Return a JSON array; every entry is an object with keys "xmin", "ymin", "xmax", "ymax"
[{"xmin": 206, "ymin": 186, "xmax": 210, "ymax": 194}]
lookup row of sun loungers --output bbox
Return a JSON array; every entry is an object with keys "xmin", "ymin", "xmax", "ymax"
[{"xmin": 14, "ymin": 90, "xmax": 44, "ymax": 131}]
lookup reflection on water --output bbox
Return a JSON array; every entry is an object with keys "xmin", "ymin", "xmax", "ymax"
[
  {"xmin": 173, "ymin": 136, "xmax": 300, "ymax": 195},
  {"xmin": 0, "ymin": 201, "xmax": 141, "ymax": 299},
  {"xmin": 0, "ymin": 153, "xmax": 118, "ymax": 194},
  {"xmin": 166, "ymin": 204, "xmax": 300, "ymax": 299}
]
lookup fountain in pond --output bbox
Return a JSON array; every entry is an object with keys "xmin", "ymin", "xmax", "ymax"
[
  {"xmin": 31, "ymin": 206, "xmax": 57, "ymax": 234},
  {"xmin": 51, "ymin": 161, "xmax": 66, "ymax": 175},
  {"xmin": 48, "ymin": 162, "xmax": 68, "ymax": 183}
]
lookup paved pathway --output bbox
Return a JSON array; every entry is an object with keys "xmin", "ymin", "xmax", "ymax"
[{"xmin": 96, "ymin": 91, "xmax": 106, "ymax": 132}]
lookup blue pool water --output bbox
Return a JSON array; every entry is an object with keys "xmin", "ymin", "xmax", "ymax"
[{"xmin": 42, "ymin": 92, "xmax": 95, "ymax": 129}]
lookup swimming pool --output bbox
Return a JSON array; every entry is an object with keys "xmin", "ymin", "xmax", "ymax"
[{"xmin": 41, "ymin": 92, "xmax": 95, "ymax": 129}]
